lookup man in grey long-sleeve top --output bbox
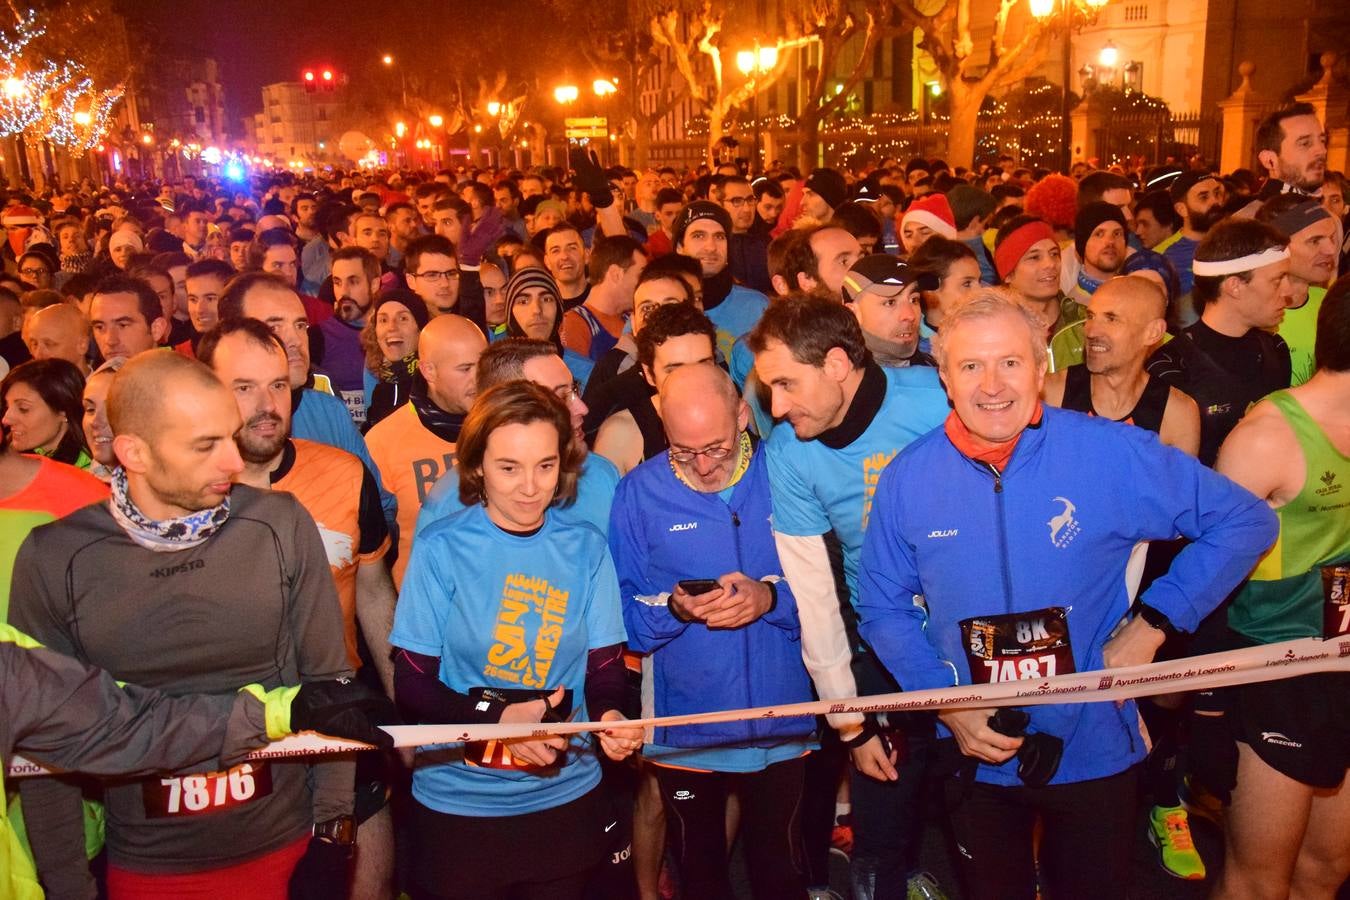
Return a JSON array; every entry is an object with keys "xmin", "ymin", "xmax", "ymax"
[{"xmin": 8, "ymin": 350, "xmax": 356, "ymax": 899}]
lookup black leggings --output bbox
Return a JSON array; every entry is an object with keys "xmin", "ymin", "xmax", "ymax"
[
  {"xmin": 942, "ymin": 764, "xmax": 1139, "ymax": 900},
  {"xmin": 654, "ymin": 755, "xmax": 810, "ymax": 900}
]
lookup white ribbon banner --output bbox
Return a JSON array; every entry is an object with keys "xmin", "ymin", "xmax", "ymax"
[{"xmin": 9, "ymin": 635, "xmax": 1349, "ymax": 778}]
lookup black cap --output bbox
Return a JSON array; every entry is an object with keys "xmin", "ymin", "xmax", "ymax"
[
  {"xmin": 841, "ymin": 254, "xmax": 938, "ymax": 302},
  {"xmin": 371, "ymin": 288, "xmax": 430, "ymax": 331}
]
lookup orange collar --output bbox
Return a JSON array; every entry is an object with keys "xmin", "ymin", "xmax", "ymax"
[{"xmin": 943, "ymin": 403, "xmax": 1044, "ymax": 472}]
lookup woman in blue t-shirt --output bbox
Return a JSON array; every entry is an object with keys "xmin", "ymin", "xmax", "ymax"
[{"xmin": 391, "ymin": 380, "xmax": 640, "ymax": 900}]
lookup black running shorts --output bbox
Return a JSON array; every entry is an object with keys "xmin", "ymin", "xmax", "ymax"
[{"xmin": 1232, "ymin": 672, "xmax": 1350, "ymax": 789}]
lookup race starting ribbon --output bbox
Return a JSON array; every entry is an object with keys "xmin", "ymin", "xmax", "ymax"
[{"xmin": 9, "ymin": 635, "xmax": 1348, "ymax": 778}]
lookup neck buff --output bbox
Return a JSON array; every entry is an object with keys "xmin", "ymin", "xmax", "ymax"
[
  {"xmin": 377, "ymin": 351, "xmax": 419, "ymax": 384},
  {"xmin": 943, "ymin": 402, "xmax": 1044, "ymax": 472},
  {"xmin": 701, "ymin": 267, "xmax": 735, "ymax": 310},
  {"xmin": 108, "ymin": 466, "xmax": 230, "ymax": 552},
  {"xmin": 1076, "ymin": 268, "xmax": 1103, "ymax": 297},
  {"xmin": 668, "ymin": 430, "xmax": 754, "ymax": 493},
  {"xmin": 410, "ymin": 373, "xmax": 466, "ymax": 443}
]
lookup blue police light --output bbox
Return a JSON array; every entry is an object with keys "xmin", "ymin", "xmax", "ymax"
[{"xmin": 224, "ymin": 160, "xmax": 246, "ymax": 181}]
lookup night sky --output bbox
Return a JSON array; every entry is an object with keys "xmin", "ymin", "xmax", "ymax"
[{"xmin": 126, "ymin": 0, "xmax": 489, "ymax": 130}]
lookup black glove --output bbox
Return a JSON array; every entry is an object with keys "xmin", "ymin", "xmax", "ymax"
[
  {"xmin": 290, "ymin": 678, "xmax": 400, "ymax": 749},
  {"xmin": 288, "ymin": 836, "xmax": 351, "ymax": 900},
  {"xmin": 569, "ymin": 147, "xmax": 615, "ymax": 209}
]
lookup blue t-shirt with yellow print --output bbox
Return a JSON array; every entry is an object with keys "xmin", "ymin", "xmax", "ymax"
[
  {"xmin": 765, "ymin": 365, "xmax": 949, "ymax": 606},
  {"xmin": 390, "ymin": 503, "xmax": 626, "ymax": 816}
]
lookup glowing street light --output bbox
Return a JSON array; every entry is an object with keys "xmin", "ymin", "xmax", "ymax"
[
  {"xmin": 554, "ymin": 84, "xmax": 579, "ymax": 105},
  {"xmin": 382, "ymin": 54, "xmax": 393, "ymax": 66},
  {"xmin": 593, "ymin": 78, "xmax": 617, "ymax": 97},
  {"xmin": 73, "ymin": 110, "xmax": 91, "ymax": 126},
  {"xmin": 1028, "ymin": 0, "xmax": 1055, "ymax": 16},
  {"xmin": 486, "ymin": 100, "xmax": 502, "ymax": 116},
  {"xmin": 473, "ymin": 123, "xmax": 482, "ymax": 133},
  {"xmin": 737, "ymin": 42, "xmax": 779, "ymax": 171},
  {"xmin": 141, "ymin": 133, "xmax": 153, "ymax": 145},
  {"xmin": 394, "ymin": 121, "xmax": 407, "ymax": 138},
  {"xmin": 3, "ymin": 77, "xmax": 25, "ymax": 98},
  {"xmin": 1098, "ymin": 41, "xmax": 1119, "ymax": 68},
  {"xmin": 429, "ymin": 114, "xmax": 444, "ymax": 128}
]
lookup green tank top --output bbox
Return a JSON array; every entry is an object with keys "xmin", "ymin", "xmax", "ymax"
[{"xmin": 1229, "ymin": 390, "xmax": 1350, "ymax": 643}]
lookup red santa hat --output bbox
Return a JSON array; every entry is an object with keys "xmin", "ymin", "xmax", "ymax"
[{"xmin": 900, "ymin": 193, "xmax": 957, "ymax": 238}]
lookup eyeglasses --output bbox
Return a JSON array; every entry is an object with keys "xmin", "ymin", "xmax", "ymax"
[
  {"xmin": 414, "ymin": 269, "xmax": 460, "ymax": 282},
  {"xmin": 669, "ymin": 444, "xmax": 734, "ymax": 463},
  {"xmin": 19, "ymin": 267, "xmax": 48, "ymax": 278},
  {"xmin": 723, "ymin": 196, "xmax": 753, "ymax": 207},
  {"xmin": 553, "ymin": 381, "xmax": 581, "ymax": 403}
]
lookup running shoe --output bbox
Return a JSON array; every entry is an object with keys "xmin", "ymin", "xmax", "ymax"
[
  {"xmin": 907, "ymin": 871, "xmax": 949, "ymax": 900},
  {"xmin": 830, "ymin": 817, "xmax": 854, "ymax": 857},
  {"xmin": 1179, "ymin": 774, "xmax": 1226, "ymax": 827},
  {"xmin": 1148, "ymin": 805, "xmax": 1206, "ymax": 881}
]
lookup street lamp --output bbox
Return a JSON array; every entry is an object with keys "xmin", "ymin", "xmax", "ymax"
[
  {"xmin": 554, "ymin": 85, "xmax": 579, "ymax": 105},
  {"xmin": 1031, "ymin": 0, "xmax": 1112, "ymax": 173},
  {"xmin": 592, "ymin": 78, "xmax": 617, "ymax": 98},
  {"xmin": 737, "ymin": 43, "xmax": 778, "ymax": 173},
  {"xmin": 486, "ymin": 100, "xmax": 501, "ymax": 117},
  {"xmin": 394, "ymin": 121, "xmax": 406, "ymax": 138},
  {"xmin": 3, "ymin": 77, "xmax": 24, "ymax": 99},
  {"xmin": 429, "ymin": 114, "xmax": 443, "ymax": 128},
  {"xmin": 73, "ymin": 110, "xmax": 91, "ymax": 126},
  {"xmin": 382, "ymin": 54, "xmax": 393, "ymax": 66}
]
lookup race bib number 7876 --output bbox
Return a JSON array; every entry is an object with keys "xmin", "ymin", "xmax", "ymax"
[{"xmin": 142, "ymin": 762, "xmax": 272, "ymax": 819}]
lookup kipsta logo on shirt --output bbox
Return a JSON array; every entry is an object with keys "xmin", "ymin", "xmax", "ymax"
[{"xmin": 1048, "ymin": 497, "xmax": 1080, "ymax": 548}]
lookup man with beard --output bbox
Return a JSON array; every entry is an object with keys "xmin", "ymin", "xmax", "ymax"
[
  {"xmin": 1252, "ymin": 103, "xmax": 1328, "ymax": 203},
  {"xmin": 1051, "ymin": 202, "xmax": 1131, "ymax": 368},
  {"xmin": 364, "ymin": 313, "xmax": 485, "ymax": 587},
  {"xmin": 320, "ymin": 246, "xmax": 382, "ymax": 424},
  {"xmin": 1045, "ymin": 276, "xmax": 1200, "ymax": 454},
  {"xmin": 202, "ymin": 319, "xmax": 399, "ymax": 899},
  {"xmin": 1256, "ymin": 195, "xmax": 1339, "ymax": 385},
  {"xmin": 674, "ymin": 201, "xmax": 768, "ymax": 362},
  {"xmin": 218, "ymin": 272, "xmax": 395, "ymax": 529},
  {"xmin": 1157, "ymin": 172, "xmax": 1227, "ymax": 307},
  {"xmin": 1148, "ymin": 219, "xmax": 1295, "ymax": 466},
  {"xmin": 9, "ymin": 350, "xmax": 356, "ymax": 900},
  {"xmin": 841, "ymin": 255, "xmax": 938, "ymax": 367}
]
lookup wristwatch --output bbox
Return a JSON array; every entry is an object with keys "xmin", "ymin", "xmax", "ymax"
[
  {"xmin": 313, "ymin": 814, "xmax": 356, "ymax": 846},
  {"xmin": 1136, "ymin": 603, "xmax": 1176, "ymax": 636}
]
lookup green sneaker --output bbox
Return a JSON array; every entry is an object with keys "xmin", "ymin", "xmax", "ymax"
[
  {"xmin": 907, "ymin": 871, "xmax": 949, "ymax": 900},
  {"xmin": 1148, "ymin": 805, "xmax": 1206, "ymax": 880}
]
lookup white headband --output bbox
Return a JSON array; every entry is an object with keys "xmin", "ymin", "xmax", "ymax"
[{"xmin": 1191, "ymin": 246, "xmax": 1289, "ymax": 277}]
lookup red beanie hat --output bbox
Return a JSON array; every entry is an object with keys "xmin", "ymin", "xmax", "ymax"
[{"xmin": 1024, "ymin": 174, "xmax": 1078, "ymax": 231}]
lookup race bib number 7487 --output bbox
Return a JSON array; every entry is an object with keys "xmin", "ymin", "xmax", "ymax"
[{"xmin": 960, "ymin": 607, "xmax": 1076, "ymax": 684}]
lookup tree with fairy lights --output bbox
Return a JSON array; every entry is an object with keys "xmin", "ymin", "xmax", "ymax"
[{"xmin": 0, "ymin": 5, "xmax": 125, "ymax": 184}]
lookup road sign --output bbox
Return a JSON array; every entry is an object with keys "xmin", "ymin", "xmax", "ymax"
[{"xmin": 565, "ymin": 116, "xmax": 608, "ymax": 139}]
